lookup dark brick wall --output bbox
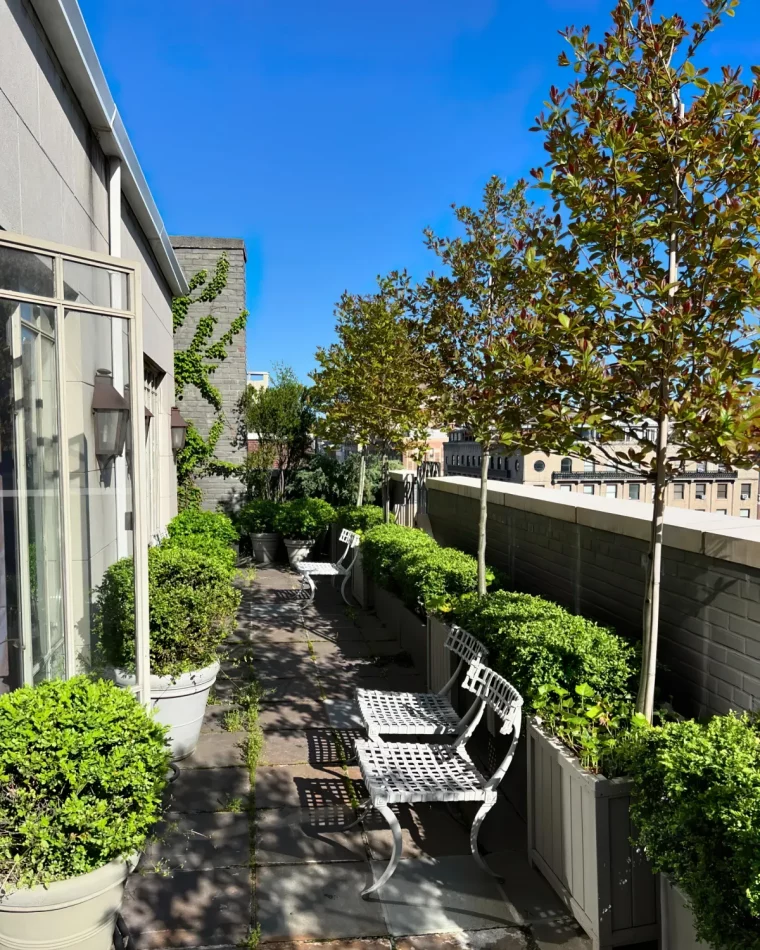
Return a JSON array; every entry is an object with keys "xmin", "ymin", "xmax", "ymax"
[
  {"xmin": 428, "ymin": 485, "xmax": 760, "ymax": 718},
  {"xmin": 171, "ymin": 237, "xmax": 247, "ymax": 512}
]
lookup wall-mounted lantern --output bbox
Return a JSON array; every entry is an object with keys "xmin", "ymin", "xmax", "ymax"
[
  {"xmin": 92, "ymin": 369, "xmax": 129, "ymax": 463},
  {"xmin": 171, "ymin": 406, "xmax": 189, "ymax": 453}
]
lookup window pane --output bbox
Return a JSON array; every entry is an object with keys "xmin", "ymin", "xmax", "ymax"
[
  {"xmin": 695, "ymin": 483, "xmax": 707, "ymax": 498},
  {"xmin": 0, "ymin": 245, "xmax": 54, "ymax": 297},
  {"xmin": 741, "ymin": 509, "xmax": 751, "ymax": 518},
  {"xmin": 583, "ymin": 484, "xmax": 594, "ymax": 494},
  {"xmin": 629, "ymin": 483, "xmax": 640, "ymax": 500},
  {"xmin": 0, "ymin": 299, "xmax": 64, "ymax": 686},
  {"xmin": 717, "ymin": 484, "xmax": 728, "ymax": 499},
  {"xmin": 64, "ymin": 310, "xmax": 135, "ymax": 672},
  {"xmin": 741, "ymin": 483, "xmax": 752, "ymax": 500},
  {"xmin": 605, "ymin": 484, "xmax": 618, "ymax": 498},
  {"xmin": 63, "ymin": 260, "xmax": 129, "ymax": 310}
]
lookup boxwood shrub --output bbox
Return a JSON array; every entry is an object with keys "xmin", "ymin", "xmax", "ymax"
[
  {"xmin": 0, "ymin": 676, "xmax": 169, "ymax": 892},
  {"xmin": 449, "ymin": 590, "xmax": 637, "ymax": 706},
  {"xmin": 96, "ymin": 545, "xmax": 241, "ymax": 676},
  {"xmin": 274, "ymin": 498, "xmax": 336, "ymax": 540},
  {"xmin": 361, "ymin": 524, "xmax": 487, "ymax": 613},
  {"xmin": 159, "ymin": 532, "xmax": 237, "ymax": 577},
  {"xmin": 336, "ymin": 505, "xmax": 391, "ymax": 533},
  {"xmin": 237, "ymin": 499, "xmax": 280, "ymax": 535},
  {"xmin": 627, "ymin": 714, "xmax": 760, "ymax": 950},
  {"xmin": 167, "ymin": 509, "xmax": 238, "ymax": 547}
]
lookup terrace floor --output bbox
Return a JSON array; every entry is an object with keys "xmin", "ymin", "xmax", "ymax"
[{"xmin": 122, "ymin": 566, "xmax": 590, "ymax": 950}]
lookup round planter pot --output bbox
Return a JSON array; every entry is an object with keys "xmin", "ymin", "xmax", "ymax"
[
  {"xmin": 249, "ymin": 531, "xmax": 279, "ymax": 565},
  {"xmin": 113, "ymin": 661, "xmax": 220, "ymax": 761},
  {"xmin": 0, "ymin": 856, "xmax": 131, "ymax": 950},
  {"xmin": 284, "ymin": 538, "xmax": 314, "ymax": 567}
]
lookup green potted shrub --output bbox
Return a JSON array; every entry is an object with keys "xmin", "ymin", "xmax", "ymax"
[
  {"xmin": 627, "ymin": 714, "xmax": 760, "ymax": 950},
  {"xmin": 238, "ymin": 499, "xmax": 280, "ymax": 565},
  {"xmin": 0, "ymin": 677, "xmax": 168, "ymax": 950},
  {"xmin": 336, "ymin": 504, "xmax": 390, "ymax": 533},
  {"xmin": 96, "ymin": 540, "xmax": 240, "ymax": 760},
  {"xmin": 274, "ymin": 498, "xmax": 336, "ymax": 567}
]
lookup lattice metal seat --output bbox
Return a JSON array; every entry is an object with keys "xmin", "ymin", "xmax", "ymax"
[
  {"xmin": 296, "ymin": 529, "xmax": 359, "ymax": 606},
  {"xmin": 351, "ymin": 662, "xmax": 523, "ymax": 898},
  {"xmin": 356, "ymin": 625, "xmax": 487, "ymax": 741}
]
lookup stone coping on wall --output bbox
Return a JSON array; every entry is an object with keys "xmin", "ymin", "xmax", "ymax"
[{"xmin": 427, "ymin": 475, "xmax": 760, "ymax": 571}]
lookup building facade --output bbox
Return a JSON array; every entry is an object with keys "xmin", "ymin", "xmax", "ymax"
[
  {"xmin": 171, "ymin": 237, "xmax": 248, "ymax": 513},
  {"xmin": 444, "ymin": 429, "xmax": 760, "ymax": 519},
  {"xmin": 0, "ymin": 0, "xmax": 187, "ymax": 694}
]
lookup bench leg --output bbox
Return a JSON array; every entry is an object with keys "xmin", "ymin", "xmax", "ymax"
[
  {"xmin": 470, "ymin": 800, "xmax": 500, "ymax": 878},
  {"xmin": 300, "ymin": 572, "xmax": 316, "ymax": 608},
  {"xmin": 343, "ymin": 797, "xmax": 371, "ymax": 829},
  {"xmin": 362, "ymin": 804, "xmax": 402, "ymax": 898},
  {"xmin": 340, "ymin": 571, "xmax": 352, "ymax": 606}
]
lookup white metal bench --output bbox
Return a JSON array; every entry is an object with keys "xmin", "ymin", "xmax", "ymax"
[
  {"xmin": 351, "ymin": 661, "xmax": 523, "ymax": 897},
  {"xmin": 296, "ymin": 528, "xmax": 360, "ymax": 606},
  {"xmin": 355, "ymin": 625, "xmax": 488, "ymax": 741}
]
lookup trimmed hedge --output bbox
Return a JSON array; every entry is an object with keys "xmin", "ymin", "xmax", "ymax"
[
  {"xmin": 336, "ymin": 505, "xmax": 391, "ymax": 533},
  {"xmin": 449, "ymin": 589, "xmax": 636, "ymax": 707},
  {"xmin": 627, "ymin": 714, "xmax": 760, "ymax": 950},
  {"xmin": 160, "ymin": 532, "xmax": 237, "ymax": 576},
  {"xmin": 167, "ymin": 509, "xmax": 238, "ymax": 547},
  {"xmin": 361, "ymin": 524, "xmax": 488, "ymax": 612},
  {"xmin": 96, "ymin": 545, "xmax": 241, "ymax": 676},
  {"xmin": 0, "ymin": 677, "xmax": 169, "ymax": 891}
]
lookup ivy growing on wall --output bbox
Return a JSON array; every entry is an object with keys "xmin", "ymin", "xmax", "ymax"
[{"xmin": 172, "ymin": 253, "xmax": 248, "ymax": 498}]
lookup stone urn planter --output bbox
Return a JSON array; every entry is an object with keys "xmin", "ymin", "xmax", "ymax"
[
  {"xmin": 527, "ymin": 720, "xmax": 659, "ymax": 950},
  {"xmin": 114, "ymin": 660, "xmax": 220, "ymax": 760},
  {"xmin": 0, "ymin": 856, "xmax": 132, "ymax": 950},
  {"xmin": 283, "ymin": 538, "xmax": 314, "ymax": 567},
  {"xmin": 249, "ymin": 531, "xmax": 279, "ymax": 565}
]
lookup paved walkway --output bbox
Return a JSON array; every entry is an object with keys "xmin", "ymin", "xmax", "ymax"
[{"xmin": 123, "ymin": 567, "xmax": 590, "ymax": 950}]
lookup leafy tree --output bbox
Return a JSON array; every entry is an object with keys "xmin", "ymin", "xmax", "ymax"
[
  {"xmin": 172, "ymin": 254, "xmax": 248, "ymax": 499},
  {"xmin": 293, "ymin": 452, "xmax": 387, "ymax": 507},
  {"xmin": 536, "ymin": 0, "xmax": 760, "ymax": 720},
  {"xmin": 239, "ymin": 365, "xmax": 315, "ymax": 502},
  {"xmin": 311, "ymin": 274, "xmax": 435, "ymax": 520},
  {"xmin": 421, "ymin": 177, "xmax": 578, "ymax": 595}
]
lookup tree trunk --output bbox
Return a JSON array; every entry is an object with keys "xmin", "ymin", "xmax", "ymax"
[
  {"xmin": 637, "ymin": 411, "xmax": 668, "ymax": 722},
  {"xmin": 478, "ymin": 447, "xmax": 490, "ymax": 596},
  {"xmin": 381, "ymin": 454, "xmax": 390, "ymax": 523},
  {"xmin": 356, "ymin": 449, "xmax": 366, "ymax": 507}
]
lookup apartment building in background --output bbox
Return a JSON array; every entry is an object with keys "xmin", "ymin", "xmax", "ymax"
[{"xmin": 444, "ymin": 427, "xmax": 760, "ymax": 519}]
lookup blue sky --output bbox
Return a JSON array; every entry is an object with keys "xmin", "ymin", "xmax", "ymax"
[{"xmin": 79, "ymin": 0, "xmax": 760, "ymax": 383}]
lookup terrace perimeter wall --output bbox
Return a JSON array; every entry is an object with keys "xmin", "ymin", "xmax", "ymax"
[{"xmin": 426, "ymin": 476, "xmax": 760, "ymax": 718}]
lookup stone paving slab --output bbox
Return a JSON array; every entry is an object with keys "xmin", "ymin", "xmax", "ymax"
[
  {"xmin": 483, "ymin": 851, "xmax": 568, "ymax": 926},
  {"xmin": 256, "ymin": 804, "xmax": 366, "ymax": 864},
  {"xmin": 256, "ymin": 764, "xmax": 363, "ymax": 809},
  {"xmin": 367, "ymin": 855, "xmax": 518, "ymax": 936},
  {"xmin": 200, "ymin": 704, "xmax": 242, "ymax": 733},
  {"xmin": 164, "ymin": 767, "xmax": 250, "ymax": 814},
  {"xmin": 258, "ymin": 700, "xmax": 331, "ymax": 732},
  {"xmin": 260, "ymin": 730, "xmax": 312, "ymax": 766},
  {"xmin": 258, "ymin": 675, "xmax": 325, "ymax": 706},
  {"xmin": 530, "ymin": 916, "xmax": 591, "ymax": 950},
  {"xmin": 178, "ymin": 731, "xmax": 246, "ymax": 770},
  {"xmin": 264, "ymin": 939, "xmax": 392, "ymax": 950},
  {"xmin": 145, "ymin": 812, "xmax": 250, "ymax": 871},
  {"xmin": 124, "ymin": 867, "xmax": 252, "ymax": 949},
  {"xmin": 363, "ymin": 803, "xmax": 472, "ymax": 861},
  {"xmin": 257, "ymin": 862, "xmax": 388, "ymax": 941}
]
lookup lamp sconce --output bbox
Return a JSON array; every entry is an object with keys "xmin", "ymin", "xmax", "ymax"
[
  {"xmin": 92, "ymin": 369, "xmax": 129, "ymax": 467},
  {"xmin": 171, "ymin": 406, "xmax": 189, "ymax": 454}
]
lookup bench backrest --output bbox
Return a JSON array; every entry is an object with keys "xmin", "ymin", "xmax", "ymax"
[
  {"xmin": 462, "ymin": 661, "xmax": 523, "ymax": 736},
  {"xmin": 339, "ymin": 528, "xmax": 360, "ymax": 548},
  {"xmin": 444, "ymin": 625, "xmax": 487, "ymax": 666}
]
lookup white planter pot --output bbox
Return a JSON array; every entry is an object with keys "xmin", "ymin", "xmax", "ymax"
[
  {"xmin": 114, "ymin": 661, "xmax": 219, "ymax": 761},
  {"xmin": 249, "ymin": 532, "xmax": 279, "ymax": 565},
  {"xmin": 661, "ymin": 876, "xmax": 707, "ymax": 950},
  {"xmin": 0, "ymin": 856, "xmax": 130, "ymax": 950},
  {"xmin": 284, "ymin": 538, "xmax": 313, "ymax": 567}
]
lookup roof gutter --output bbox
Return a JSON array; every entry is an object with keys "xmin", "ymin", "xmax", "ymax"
[{"xmin": 28, "ymin": 0, "xmax": 189, "ymax": 295}]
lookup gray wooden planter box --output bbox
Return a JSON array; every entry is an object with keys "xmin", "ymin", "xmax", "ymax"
[
  {"xmin": 527, "ymin": 720, "xmax": 659, "ymax": 950},
  {"xmin": 352, "ymin": 550, "xmax": 374, "ymax": 609},
  {"xmin": 661, "ymin": 876, "xmax": 706, "ymax": 950},
  {"xmin": 372, "ymin": 585, "xmax": 427, "ymax": 679}
]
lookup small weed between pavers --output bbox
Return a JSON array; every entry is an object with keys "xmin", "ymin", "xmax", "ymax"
[
  {"xmin": 222, "ymin": 708, "xmax": 248, "ymax": 733},
  {"xmin": 238, "ymin": 922, "xmax": 261, "ymax": 949},
  {"xmin": 236, "ymin": 567, "xmax": 258, "ymax": 589},
  {"xmin": 224, "ymin": 796, "xmax": 245, "ymax": 813}
]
